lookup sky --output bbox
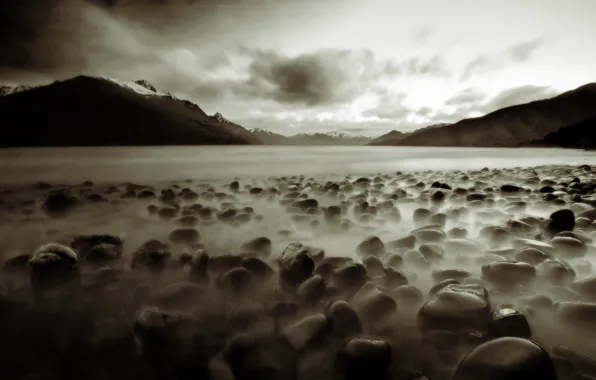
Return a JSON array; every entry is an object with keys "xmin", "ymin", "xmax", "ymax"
[{"xmin": 1, "ymin": 0, "xmax": 595, "ymax": 136}]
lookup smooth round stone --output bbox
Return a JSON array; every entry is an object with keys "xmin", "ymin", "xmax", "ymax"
[
  {"xmin": 546, "ymin": 208, "xmax": 576, "ymax": 234},
  {"xmin": 547, "ymin": 286, "xmax": 581, "ymax": 301},
  {"xmin": 576, "ymin": 217, "xmax": 592, "ymax": 228},
  {"xmin": 489, "ymin": 305, "xmax": 531, "ymax": 339},
  {"xmin": 512, "ymin": 238, "xmax": 556, "ymax": 254},
  {"xmin": 571, "ymin": 276, "xmax": 596, "ymax": 301},
  {"xmin": 485, "ymin": 247, "xmax": 517, "ymax": 257},
  {"xmin": 419, "ymin": 243, "xmax": 444, "ymax": 262},
  {"xmin": 481, "ymin": 261, "xmax": 536, "ymax": 286},
  {"xmin": 338, "ymin": 337, "xmax": 392, "ymax": 380},
  {"xmin": 577, "ymin": 209, "xmax": 596, "ymax": 222},
  {"xmin": 444, "ymin": 239, "xmax": 482, "ymax": 255},
  {"xmin": 570, "ymin": 203, "xmax": 593, "ymax": 215},
  {"xmin": 513, "ymin": 247, "xmax": 552, "ymax": 266},
  {"xmin": 356, "ymin": 236, "xmax": 386, "ymax": 257},
  {"xmin": 283, "ymin": 314, "xmax": 330, "ymax": 351},
  {"xmin": 432, "ymin": 269, "xmax": 471, "ymax": 283},
  {"xmin": 553, "ymin": 302, "xmax": 596, "ymax": 333},
  {"xmin": 507, "ymin": 220, "xmax": 534, "ymax": 235},
  {"xmin": 557, "ymin": 231, "xmax": 593, "ymax": 244},
  {"xmin": 418, "ymin": 283, "xmax": 490, "ymax": 333},
  {"xmin": 448, "ymin": 227, "xmax": 469, "ymax": 238},
  {"xmin": 388, "ymin": 235, "xmax": 417, "ymax": 249},
  {"xmin": 475, "ymin": 254, "xmax": 508, "ymax": 265},
  {"xmin": 514, "ymin": 294, "xmax": 553, "ymax": 310},
  {"xmin": 549, "ymin": 236, "xmax": 587, "ymax": 258},
  {"xmin": 413, "ymin": 228, "xmax": 446, "ymax": 243},
  {"xmin": 451, "ymin": 337, "xmax": 557, "ymax": 380},
  {"xmin": 551, "ymin": 345, "xmax": 596, "ymax": 378},
  {"xmin": 383, "ymin": 254, "xmax": 404, "ymax": 269}
]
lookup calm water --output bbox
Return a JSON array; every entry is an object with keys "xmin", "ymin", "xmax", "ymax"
[{"xmin": 0, "ymin": 146, "xmax": 595, "ymax": 185}]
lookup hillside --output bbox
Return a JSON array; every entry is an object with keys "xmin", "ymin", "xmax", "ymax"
[
  {"xmin": 368, "ymin": 124, "xmax": 450, "ymax": 146},
  {"xmin": 0, "ymin": 76, "xmax": 261, "ymax": 147},
  {"xmin": 368, "ymin": 130, "xmax": 407, "ymax": 145},
  {"xmin": 381, "ymin": 83, "xmax": 596, "ymax": 147},
  {"xmin": 251, "ymin": 129, "xmax": 291, "ymax": 144},
  {"xmin": 536, "ymin": 116, "xmax": 596, "ymax": 149}
]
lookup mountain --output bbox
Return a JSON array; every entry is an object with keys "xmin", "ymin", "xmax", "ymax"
[
  {"xmin": 534, "ymin": 116, "xmax": 596, "ymax": 149},
  {"xmin": 289, "ymin": 132, "xmax": 370, "ymax": 145},
  {"xmin": 250, "ymin": 128, "xmax": 291, "ymax": 144},
  {"xmin": 249, "ymin": 129, "xmax": 371, "ymax": 145},
  {"xmin": 209, "ymin": 112, "xmax": 261, "ymax": 143},
  {"xmin": 0, "ymin": 76, "xmax": 261, "ymax": 147},
  {"xmin": 368, "ymin": 123, "xmax": 451, "ymax": 146},
  {"xmin": 368, "ymin": 130, "xmax": 407, "ymax": 145},
  {"xmin": 379, "ymin": 83, "xmax": 596, "ymax": 147}
]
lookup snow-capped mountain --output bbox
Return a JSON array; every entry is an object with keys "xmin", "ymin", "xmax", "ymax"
[
  {"xmin": 0, "ymin": 75, "xmax": 261, "ymax": 146},
  {"xmin": 249, "ymin": 129, "xmax": 371, "ymax": 145}
]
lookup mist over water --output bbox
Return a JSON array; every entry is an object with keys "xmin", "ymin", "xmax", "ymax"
[
  {"xmin": 2, "ymin": 147, "xmax": 596, "ymax": 379},
  {"xmin": 2, "ymin": 146, "xmax": 596, "ymax": 184}
]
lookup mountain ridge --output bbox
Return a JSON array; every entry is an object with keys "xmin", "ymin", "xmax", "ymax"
[
  {"xmin": 376, "ymin": 83, "xmax": 596, "ymax": 147},
  {"xmin": 0, "ymin": 75, "xmax": 261, "ymax": 147},
  {"xmin": 250, "ymin": 128, "xmax": 371, "ymax": 145}
]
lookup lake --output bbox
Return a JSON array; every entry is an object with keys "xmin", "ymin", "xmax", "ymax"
[{"xmin": 0, "ymin": 146, "xmax": 595, "ymax": 185}]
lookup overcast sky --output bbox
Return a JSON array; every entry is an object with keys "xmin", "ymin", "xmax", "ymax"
[{"xmin": 1, "ymin": 0, "xmax": 595, "ymax": 136}]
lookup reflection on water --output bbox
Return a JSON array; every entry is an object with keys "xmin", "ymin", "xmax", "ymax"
[{"xmin": 0, "ymin": 146, "xmax": 595, "ymax": 184}]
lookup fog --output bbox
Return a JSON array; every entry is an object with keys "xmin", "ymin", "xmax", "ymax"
[{"xmin": 1, "ymin": 153, "xmax": 596, "ymax": 379}]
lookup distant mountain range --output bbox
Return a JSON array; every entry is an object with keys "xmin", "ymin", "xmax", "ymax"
[
  {"xmin": 251, "ymin": 129, "xmax": 371, "ymax": 145},
  {"xmin": 1, "ymin": 76, "xmax": 595, "ymax": 148},
  {"xmin": 371, "ymin": 83, "xmax": 596, "ymax": 147}
]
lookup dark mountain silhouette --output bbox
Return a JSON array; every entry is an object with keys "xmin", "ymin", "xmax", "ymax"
[
  {"xmin": 250, "ymin": 129, "xmax": 371, "ymax": 145},
  {"xmin": 368, "ymin": 124, "xmax": 451, "ymax": 145},
  {"xmin": 250, "ymin": 129, "xmax": 291, "ymax": 144},
  {"xmin": 533, "ymin": 116, "xmax": 596, "ymax": 149},
  {"xmin": 0, "ymin": 76, "xmax": 261, "ymax": 147},
  {"xmin": 376, "ymin": 83, "xmax": 596, "ymax": 147},
  {"xmin": 368, "ymin": 130, "xmax": 407, "ymax": 145}
]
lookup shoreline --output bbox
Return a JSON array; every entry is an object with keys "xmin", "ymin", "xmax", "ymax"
[{"xmin": 1, "ymin": 164, "xmax": 596, "ymax": 379}]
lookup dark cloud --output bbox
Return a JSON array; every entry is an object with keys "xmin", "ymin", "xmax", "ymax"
[
  {"xmin": 402, "ymin": 56, "xmax": 450, "ymax": 76},
  {"xmin": 445, "ymin": 88, "xmax": 487, "ymax": 106},
  {"xmin": 240, "ymin": 48, "xmax": 400, "ymax": 106},
  {"xmin": 0, "ymin": 0, "xmax": 317, "ymax": 74},
  {"xmin": 506, "ymin": 38, "xmax": 543, "ymax": 62},
  {"xmin": 461, "ymin": 38, "xmax": 543, "ymax": 80}
]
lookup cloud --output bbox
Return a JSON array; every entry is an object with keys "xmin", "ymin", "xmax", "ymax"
[
  {"xmin": 479, "ymin": 85, "xmax": 559, "ymax": 113},
  {"xmin": 461, "ymin": 38, "xmax": 543, "ymax": 80},
  {"xmin": 361, "ymin": 93, "xmax": 410, "ymax": 119},
  {"xmin": 445, "ymin": 88, "xmax": 488, "ymax": 106},
  {"xmin": 435, "ymin": 85, "xmax": 559, "ymax": 122},
  {"xmin": 240, "ymin": 48, "xmax": 397, "ymax": 106},
  {"xmin": 412, "ymin": 27, "xmax": 433, "ymax": 44},
  {"xmin": 401, "ymin": 56, "xmax": 450, "ymax": 76},
  {"xmin": 506, "ymin": 39, "xmax": 543, "ymax": 62}
]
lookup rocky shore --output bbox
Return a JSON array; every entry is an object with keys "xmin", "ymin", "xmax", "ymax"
[{"xmin": 1, "ymin": 165, "xmax": 596, "ymax": 380}]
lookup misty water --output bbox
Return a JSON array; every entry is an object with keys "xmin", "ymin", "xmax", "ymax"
[
  {"xmin": 1, "ymin": 146, "xmax": 596, "ymax": 184},
  {"xmin": 2, "ymin": 146, "xmax": 596, "ymax": 379}
]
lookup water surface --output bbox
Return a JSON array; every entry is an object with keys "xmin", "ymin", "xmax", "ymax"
[{"xmin": 0, "ymin": 146, "xmax": 594, "ymax": 184}]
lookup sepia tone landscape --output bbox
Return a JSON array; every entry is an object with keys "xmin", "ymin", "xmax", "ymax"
[{"xmin": 1, "ymin": 1, "xmax": 596, "ymax": 380}]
